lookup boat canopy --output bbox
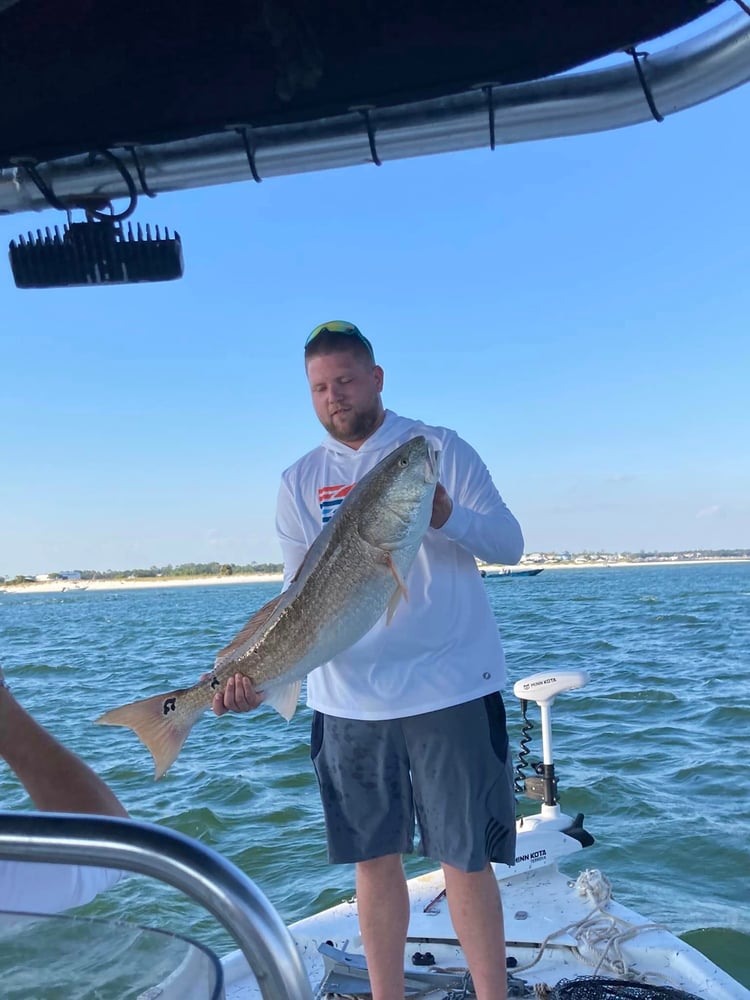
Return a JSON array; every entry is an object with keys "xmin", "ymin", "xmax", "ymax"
[{"xmin": 1, "ymin": 0, "xmax": 750, "ymax": 217}]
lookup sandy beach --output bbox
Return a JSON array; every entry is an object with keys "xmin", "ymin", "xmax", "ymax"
[
  {"xmin": 0, "ymin": 573, "xmax": 284, "ymax": 595},
  {"xmin": 2, "ymin": 558, "xmax": 746, "ymax": 595}
]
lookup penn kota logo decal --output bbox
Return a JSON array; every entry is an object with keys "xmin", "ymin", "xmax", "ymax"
[{"xmin": 318, "ymin": 483, "xmax": 354, "ymax": 523}]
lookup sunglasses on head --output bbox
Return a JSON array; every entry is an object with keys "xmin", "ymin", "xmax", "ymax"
[{"xmin": 305, "ymin": 320, "xmax": 374, "ymax": 359}]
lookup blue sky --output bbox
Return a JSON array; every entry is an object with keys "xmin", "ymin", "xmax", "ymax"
[{"xmin": 2, "ymin": 42, "xmax": 749, "ymax": 576}]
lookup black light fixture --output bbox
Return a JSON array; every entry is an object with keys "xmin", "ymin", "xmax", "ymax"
[
  {"xmin": 8, "ymin": 149, "xmax": 184, "ymax": 289},
  {"xmin": 10, "ymin": 218, "xmax": 183, "ymax": 288}
]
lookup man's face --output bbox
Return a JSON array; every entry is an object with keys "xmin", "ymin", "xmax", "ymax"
[{"xmin": 306, "ymin": 351, "xmax": 385, "ymax": 448}]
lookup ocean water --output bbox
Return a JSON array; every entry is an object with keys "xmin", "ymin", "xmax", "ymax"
[{"xmin": 2, "ymin": 562, "xmax": 749, "ymax": 988}]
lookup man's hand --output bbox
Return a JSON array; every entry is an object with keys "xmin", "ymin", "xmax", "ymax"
[
  {"xmin": 203, "ymin": 673, "xmax": 263, "ymax": 716},
  {"xmin": 430, "ymin": 482, "xmax": 453, "ymax": 529}
]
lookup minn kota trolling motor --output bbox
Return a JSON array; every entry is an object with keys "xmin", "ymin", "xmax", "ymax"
[
  {"xmin": 511, "ymin": 669, "xmax": 595, "ymax": 853},
  {"xmin": 8, "ymin": 150, "xmax": 183, "ymax": 288}
]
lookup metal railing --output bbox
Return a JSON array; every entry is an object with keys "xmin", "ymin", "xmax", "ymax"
[
  {"xmin": 0, "ymin": 810, "xmax": 313, "ymax": 999},
  {"xmin": 1, "ymin": 11, "xmax": 749, "ymax": 214}
]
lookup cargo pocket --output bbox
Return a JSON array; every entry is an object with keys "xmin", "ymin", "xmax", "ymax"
[
  {"xmin": 483, "ymin": 692, "xmax": 509, "ymax": 764},
  {"xmin": 310, "ymin": 710, "xmax": 324, "ymax": 761}
]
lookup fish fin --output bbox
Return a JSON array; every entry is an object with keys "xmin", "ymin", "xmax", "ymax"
[
  {"xmin": 386, "ymin": 586, "xmax": 403, "ymax": 625},
  {"xmin": 95, "ymin": 687, "xmax": 204, "ymax": 780},
  {"xmin": 214, "ymin": 592, "xmax": 285, "ymax": 666},
  {"xmin": 384, "ymin": 553, "xmax": 409, "ymax": 624},
  {"xmin": 261, "ymin": 679, "xmax": 302, "ymax": 721},
  {"xmin": 290, "ymin": 547, "xmax": 311, "ymax": 583}
]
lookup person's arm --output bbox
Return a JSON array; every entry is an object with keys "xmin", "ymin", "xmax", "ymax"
[
  {"xmin": 0, "ymin": 676, "xmax": 127, "ymax": 817},
  {"xmin": 275, "ymin": 472, "xmax": 311, "ymax": 590},
  {"xmin": 434, "ymin": 435, "xmax": 524, "ymax": 566},
  {"xmin": 0, "ymin": 668, "xmax": 128, "ymax": 914}
]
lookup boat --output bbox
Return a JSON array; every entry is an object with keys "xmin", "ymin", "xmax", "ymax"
[
  {"xmin": 3, "ymin": 668, "xmax": 747, "ymax": 998},
  {"xmin": 217, "ymin": 670, "xmax": 749, "ymax": 999},
  {"xmin": 1, "ymin": 2, "xmax": 749, "ymax": 997},
  {"xmin": 481, "ymin": 567, "xmax": 544, "ymax": 579}
]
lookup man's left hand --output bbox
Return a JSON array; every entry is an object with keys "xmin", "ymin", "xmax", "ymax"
[{"xmin": 431, "ymin": 483, "xmax": 453, "ymax": 529}]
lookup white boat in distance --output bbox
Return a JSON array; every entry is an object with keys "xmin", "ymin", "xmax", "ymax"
[{"xmin": 3, "ymin": 670, "xmax": 747, "ymax": 999}]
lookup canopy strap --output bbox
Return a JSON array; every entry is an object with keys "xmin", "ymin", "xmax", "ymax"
[
  {"xmin": 127, "ymin": 146, "xmax": 157, "ymax": 198},
  {"xmin": 357, "ymin": 107, "xmax": 382, "ymax": 166},
  {"xmin": 626, "ymin": 47, "xmax": 663, "ymax": 123},
  {"xmin": 237, "ymin": 127, "xmax": 263, "ymax": 183},
  {"xmin": 483, "ymin": 85, "xmax": 497, "ymax": 150}
]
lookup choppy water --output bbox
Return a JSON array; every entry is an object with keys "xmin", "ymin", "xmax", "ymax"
[{"xmin": 2, "ymin": 562, "xmax": 749, "ymax": 988}]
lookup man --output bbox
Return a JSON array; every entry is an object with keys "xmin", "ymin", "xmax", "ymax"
[
  {"xmin": 0, "ymin": 664, "xmax": 128, "ymax": 913},
  {"xmin": 215, "ymin": 320, "xmax": 524, "ymax": 1000}
]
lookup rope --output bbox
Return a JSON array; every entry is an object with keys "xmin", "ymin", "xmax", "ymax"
[{"xmin": 512, "ymin": 869, "xmax": 669, "ymax": 981}]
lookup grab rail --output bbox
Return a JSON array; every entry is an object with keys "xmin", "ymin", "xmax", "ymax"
[
  {"xmin": 0, "ymin": 811, "xmax": 313, "ymax": 1000},
  {"xmin": 1, "ymin": 11, "xmax": 749, "ymax": 214}
]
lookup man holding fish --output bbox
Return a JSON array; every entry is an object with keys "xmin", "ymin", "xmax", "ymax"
[{"xmin": 214, "ymin": 321, "xmax": 524, "ymax": 1000}]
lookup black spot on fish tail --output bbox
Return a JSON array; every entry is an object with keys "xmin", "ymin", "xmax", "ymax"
[{"xmin": 163, "ymin": 697, "xmax": 177, "ymax": 715}]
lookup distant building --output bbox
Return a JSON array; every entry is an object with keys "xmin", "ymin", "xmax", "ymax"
[{"xmin": 59, "ymin": 570, "xmax": 82, "ymax": 580}]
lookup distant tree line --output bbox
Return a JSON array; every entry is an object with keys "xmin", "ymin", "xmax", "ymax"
[
  {"xmin": 0, "ymin": 563, "xmax": 283, "ymax": 584},
  {"xmin": 3, "ymin": 551, "xmax": 749, "ymax": 585},
  {"xmin": 73, "ymin": 562, "xmax": 284, "ymax": 580},
  {"xmin": 618, "ymin": 549, "xmax": 750, "ymax": 560},
  {"xmin": 526, "ymin": 548, "xmax": 750, "ymax": 562}
]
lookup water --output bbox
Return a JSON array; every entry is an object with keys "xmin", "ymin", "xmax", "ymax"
[{"xmin": 2, "ymin": 562, "xmax": 749, "ymax": 988}]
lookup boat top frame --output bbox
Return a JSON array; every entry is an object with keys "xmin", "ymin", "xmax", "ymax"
[
  {"xmin": 0, "ymin": 11, "xmax": 748, "ymax": 217},
  {"xmin": 0, "ymin": 810, "xmax": 313, "ymax": 1000}
]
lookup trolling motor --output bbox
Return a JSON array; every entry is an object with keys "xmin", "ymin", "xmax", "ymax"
[
  {"xmin": 512, "ymin": 669, "xmax": 594, "ymax": 847},
  {"xmin": 8, "ymin": 150, "xmax": 184, "ymax": 288}
]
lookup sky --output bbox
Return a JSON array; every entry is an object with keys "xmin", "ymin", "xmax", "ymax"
[{"xmin": 1, "ymin": 18, "xmax": 749, "ymax": 577}]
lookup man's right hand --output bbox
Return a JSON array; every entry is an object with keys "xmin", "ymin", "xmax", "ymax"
[{"xmin": 208, "ymin": 673, "xmax": 263, "ymax": 716}]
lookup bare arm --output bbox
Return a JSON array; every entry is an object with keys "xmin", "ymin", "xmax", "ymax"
[{"xmin": 0, "ymin": 676, "xmax": 128, "ymax": 818}]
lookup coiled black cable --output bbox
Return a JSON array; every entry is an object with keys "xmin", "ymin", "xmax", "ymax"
[{"xmin": 514, "ymin": 698, "xmax": 534, "ymax": 794}]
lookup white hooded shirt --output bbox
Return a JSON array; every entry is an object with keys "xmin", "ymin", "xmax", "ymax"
[{"xmin": 276, "ymin": 410, "xmax": 524, "ymax": 720}]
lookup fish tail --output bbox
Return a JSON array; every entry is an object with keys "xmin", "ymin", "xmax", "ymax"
[{"xmin": 95, "ymin": 687, "xmax": 205, "ymax": 780}]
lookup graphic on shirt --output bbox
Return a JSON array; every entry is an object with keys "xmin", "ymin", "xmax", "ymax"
[{"xmin": 318, "ymin": 483, "xmax": 354, "ymax": 523}]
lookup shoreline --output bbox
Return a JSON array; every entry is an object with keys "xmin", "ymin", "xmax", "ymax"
[
  {"xmin": 0, "ymin": 573, "xmax": 284, "ymax": 595},
  {"xmin": 1, "ymin": 558, "xmax": 747, "ymax": 595},
  {"xmin": 490, "ymin": 556, "xmax": 750, "ymax": 570},
  {"xmin": 482, "ymin": 557, "xmax": 749, "ymax": 574}
]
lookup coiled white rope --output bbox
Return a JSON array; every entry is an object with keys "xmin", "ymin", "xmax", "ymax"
[{"xmin": 513, "ymin": 868, "xmax": 668, "ymax": 982}]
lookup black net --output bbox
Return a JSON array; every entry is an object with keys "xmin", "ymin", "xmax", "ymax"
[{"xmin": 549, "ymin": 979, "xmax": 704, "ymax": 1000}]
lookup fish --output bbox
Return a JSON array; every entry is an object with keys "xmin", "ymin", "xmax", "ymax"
[{"xmin": 96, "ymin": 435, "xmax": 439, "ymax": 779}]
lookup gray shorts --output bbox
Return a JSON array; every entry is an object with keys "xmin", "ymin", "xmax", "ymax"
[{"xmin": 310, "ymin": 693, "xmax": 516, "ymax": 872}]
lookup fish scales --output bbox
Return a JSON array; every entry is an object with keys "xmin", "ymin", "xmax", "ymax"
[
  {"xmin": 96, "ymin": 436, "xmax": 439, "ymax": 778},
  {"xmin": 220, "ymin": 532, "xmax": 392, "ymax": 688},
  {"xmin": 220, "ymin": 503, "xmax": 395, "ymax": 679}
]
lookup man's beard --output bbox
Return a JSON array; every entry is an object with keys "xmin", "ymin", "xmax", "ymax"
[{"xmin": 324, "ymin": 405, "xmax": 382, "ymax": 444}]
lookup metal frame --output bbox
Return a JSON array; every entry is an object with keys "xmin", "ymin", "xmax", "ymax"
[
  {"xmin": 0, "ymin": 811, "xmax": 313, "ymax": 1000},
  {"xmin": 1, "ymin": 11, "xmax": 748, "ymax": 217}
]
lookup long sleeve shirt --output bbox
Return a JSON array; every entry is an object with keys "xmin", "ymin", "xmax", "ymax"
[
  {"xmin": 1, "ymin": 859, "xmax": 123, "ymax": 914},
  {"xmin": 276, "ymin": 411, "xmax": 523, "ymax": 720}
]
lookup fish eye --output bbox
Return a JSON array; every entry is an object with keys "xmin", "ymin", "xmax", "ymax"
[{"xmin": 399, "ymin": 456, "xmax": 408, "ymax": 466}]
